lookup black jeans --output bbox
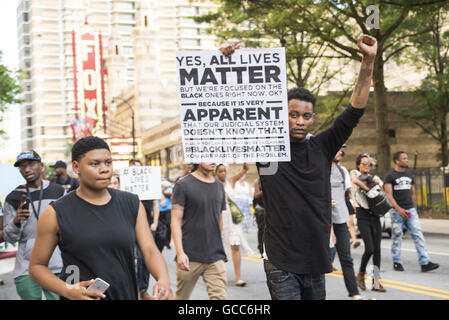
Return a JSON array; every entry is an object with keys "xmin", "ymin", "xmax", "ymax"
[
  {"xmin": 356, "ymin": 208, "xmax": 382, "ymax": 273},
  {"xmin": 136, "ymin": 230, "xmax": 165, "ymax": 292},
  {"xmin": 333, "ymin": 223, "xmax": 360, "ymax": 297},
  {"xmin": 254, "ymin": 206, "xmax": 265, "ymax": 256},
  {"xmin": 264, "ymin": 260, "xmax": 326, "ymax": 300},
  {"xmin": 158, "ymin": 210, "xmax": 171, "ymax": 248}
]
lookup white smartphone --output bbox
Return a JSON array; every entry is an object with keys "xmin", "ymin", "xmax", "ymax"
[{"xmin": 87, "ymin": 278, "xmax": 110, "ymax": 294}]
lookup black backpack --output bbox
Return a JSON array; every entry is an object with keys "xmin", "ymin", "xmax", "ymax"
[{"xmin": 363, "ymin": 184, "xmax": 392, "ymax": 217}]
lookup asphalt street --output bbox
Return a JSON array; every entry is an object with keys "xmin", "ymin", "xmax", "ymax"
[{"xmin": 1, "ymin": 220, "xmax": 448, "ymax": 300}]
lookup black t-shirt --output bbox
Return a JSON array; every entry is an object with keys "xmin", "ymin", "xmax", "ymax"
[
  {"xmin": 257, "ymin": 105, "xmax": 365, "ymax": 275},
  {"xmin": 384, "ymin": 170, "xmax": 414, "ymax": 209},
  {"xmin": 51, "ymin": 176, "xmax": 80, "ymax": 193},
  {"xmin": 171, "ymin": 174, "xmax": 227, "ymax": 263},
  {"xmin": 52, "ymin": 188, "xmax": 139, "ymax": 300}
]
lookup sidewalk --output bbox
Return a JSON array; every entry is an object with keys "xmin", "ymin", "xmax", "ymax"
[{"xmin": 420, "ymin": 218, "xmax": 449, "ymax": 237}]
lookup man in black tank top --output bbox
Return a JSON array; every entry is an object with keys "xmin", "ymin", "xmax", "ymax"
[{"xmin": 29, "ymin": 136, "xmax": 172, "ymax": 300}]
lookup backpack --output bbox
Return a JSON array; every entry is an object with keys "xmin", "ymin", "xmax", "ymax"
[{"xmin": 363, "ymin": 184, "xmax": 392, "ymax": 217}]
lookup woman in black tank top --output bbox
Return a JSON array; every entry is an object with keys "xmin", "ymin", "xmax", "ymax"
[{"xmin": 28, "ymin": 136, "xmax": 172, "ymax": 300}]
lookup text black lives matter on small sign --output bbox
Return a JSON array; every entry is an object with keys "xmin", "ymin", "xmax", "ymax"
[
  {"xmin": 176, "ymin": 48, "xmax": 291, "ymax": 163},
  {"xmin": 119, "ymin": 166, "xmax": 162, "ymax": 200}
]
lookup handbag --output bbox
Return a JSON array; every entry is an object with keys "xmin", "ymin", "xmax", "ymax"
[
  {"xmin": 363, "ymin": 185, "xmax": 392, "ymax": 217},
  {"xmin": 226, "ymin": 194, "xmax": 244, "ymax": 224}
]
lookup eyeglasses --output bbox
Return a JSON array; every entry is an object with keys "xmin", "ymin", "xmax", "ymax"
[{"xmin": 361, "ymin": 161, "xmax": 373, "ymax": 166}]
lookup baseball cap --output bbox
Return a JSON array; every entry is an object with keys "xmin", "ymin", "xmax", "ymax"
[
  {"xmin": 51, "ymin": 160, "xmax": 67, "ymax": 169},
  {"xmin": 14, "ymin": 150, "xmax": 42, "ymax": 167}
]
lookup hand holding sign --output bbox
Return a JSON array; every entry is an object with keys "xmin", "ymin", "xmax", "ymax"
[{"xmin": 219, "ymin": 42, "xmax": 241, "ymax": 58}]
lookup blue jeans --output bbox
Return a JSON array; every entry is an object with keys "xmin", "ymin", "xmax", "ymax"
[
  {"xmin": 391, "ymin": 208, "xmax": 429, "ymax": 265},
  {"xmin": 264, "ymin": 260, "xmax": 326, "ymax": 300}
]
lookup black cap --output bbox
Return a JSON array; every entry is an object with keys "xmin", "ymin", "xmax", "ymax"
[
  {"xmin": 51, "ymin": 160, "xmax": 67, "ymax": 169},
  {"xmin": 14, "ymin": 150, "xmax": 42, "ymax": 167}
]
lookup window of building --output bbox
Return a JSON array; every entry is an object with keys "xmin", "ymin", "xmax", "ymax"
[
  {"xmin": 118, "ymin": 13, "xmax": 135, "ymax": 22},
  {"xmin": 27, "ymin": 117, "xmax": 32, "ymax": 127},
  {"xmin": 115, "ymin": 2, "xmax": 134, "ymax": 11},
  {"xmin": 23, "ymin": 12, "xmax": 29, "ymax": 22},
  {"xmin": 182, "ymin": 39, "xmax": 201, "ymax": 47},
  {"xmin": 118, "ymin": 25, "xmax": 133, "ymax": 34},
  {"xmin": 389, "ymin": 129, "xmax": 396, "ymax": 138},
  {"xmin": 146, "ymin": 152, "xmax": 161, "ymax": 167}
]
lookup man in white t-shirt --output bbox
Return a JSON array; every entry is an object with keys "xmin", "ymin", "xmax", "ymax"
[{"xmin": 330, "ymin": 148, "xmax": 363, "ymax": 300}]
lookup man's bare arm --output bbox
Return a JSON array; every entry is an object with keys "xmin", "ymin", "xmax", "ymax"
[
  {"xmin": 349, "ymin": 34, "xmax": 377, "ymax": 109},
  {"xmin": 384, "ymin": 183, "xmax": 408, "ymax": 218},
  {"xmin": 171, "ymin": 204, "xmax": 190, "ymax": 271}
]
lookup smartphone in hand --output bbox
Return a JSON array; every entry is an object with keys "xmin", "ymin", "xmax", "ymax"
[
  {"xmin": 20, "ymin": 194, "xmax": 29, "ymax": 210},
  {"xmin": 87, "ymin": 278, "xmax": 110, "ymax": 294}
]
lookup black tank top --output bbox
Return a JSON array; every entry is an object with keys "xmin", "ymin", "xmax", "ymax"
[{"xmin": 52, "ymin": 188, "xmax": 139, "ymax": 300}]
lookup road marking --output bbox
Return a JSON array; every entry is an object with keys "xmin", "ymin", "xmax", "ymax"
[
  {"xmin": 242, "ymin": 254, "xmax": 449, "ymax": 300},
  {"xmin": 380, "ymin": 245, "xmax": 449, "ymax": 257},
  {"xmin": 326, "ymin": 272, "xmax": 449, "ymax": 300},
  {"xmin": 332, "ymin": 269, "xmax": 449, "ymax": 296}
]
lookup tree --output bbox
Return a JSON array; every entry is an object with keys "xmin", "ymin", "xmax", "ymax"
[
  {"xmin": 0, "ymin": 50, "xmax": 22, "ymax": 136},
  {"xmin": 207, "ymin": 0, "xmax": 445, "ymax": 176},
  {"xmin": 392, "ymin": 4, "xmax": 449, "ymax": 166},
  {"xmin": 291, "ymin": 0, "xmax": 448, "ymax": 176},
  {"xmin": 194, "ymin": 0, "xmax": 352, "ymax": 132}
]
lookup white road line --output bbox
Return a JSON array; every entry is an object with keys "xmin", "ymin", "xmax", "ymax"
[{"xmin": 379, "ymin": 245, "xmax": 449, "ymax": 257}]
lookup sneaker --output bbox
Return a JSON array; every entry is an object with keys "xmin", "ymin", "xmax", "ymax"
[
  {"xmin": 393, "ymin": 262, "xmax": 405, "ymax": 271},
  {"xmin": 421, "ymin": 261, "xmax": 440, "ymax": 272}
]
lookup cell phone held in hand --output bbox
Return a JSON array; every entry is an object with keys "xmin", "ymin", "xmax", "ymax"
[
  {"xmin": 405, "ymin": 210, "xmax": 412, "ymax": 218},
  {"xmin": 87, "ymin": 278, "xmax": 110, "ymax": 294},
  {"xmin": 20, "ymin": 194, "xmax": 29, "ymax": 210}
]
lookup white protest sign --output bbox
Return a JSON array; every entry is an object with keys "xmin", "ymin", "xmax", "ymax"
[
  {"xmin": 119, "ymin": 166, "xmax": 161, "ymax": 200},
  {"xmin": 176, "ymin": 48, "xmax": 290, "ymax": 163}
]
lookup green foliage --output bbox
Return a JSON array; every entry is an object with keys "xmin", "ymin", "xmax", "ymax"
[
  {"xmin": 195, "ymin": 0, "xmax": 354, "ymax": 125},
  {"xmin": 0, "ymin": 51, "xmax": 22, "ymax": 136},
  {"xmin": 391, "ymin": 4, "xmax": 449, "ymax": 166}
]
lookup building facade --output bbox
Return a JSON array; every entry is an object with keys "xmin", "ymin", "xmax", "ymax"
[{"xmin": 17, "ymin": 0, "xmax": 153, "ymax": 163}]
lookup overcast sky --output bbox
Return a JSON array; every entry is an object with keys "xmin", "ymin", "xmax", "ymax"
[{"xmin": 0, "ymin": 0, "xmax": 21, "ymax": 161}]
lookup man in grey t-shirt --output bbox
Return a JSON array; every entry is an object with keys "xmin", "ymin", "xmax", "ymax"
[
  {"xmin": 171, "ymin": 162, "xmax": 227, "ymax": 300},
  {"xmin": 330, "ymin": 148, "xmax": 362, "ymax": 299}
]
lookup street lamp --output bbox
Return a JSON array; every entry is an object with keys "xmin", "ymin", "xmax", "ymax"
[{"xmin": 112, "ymin": 96, "xmax": 136, "ymax": 159}]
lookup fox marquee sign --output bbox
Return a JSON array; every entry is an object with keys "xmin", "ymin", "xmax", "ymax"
[{"xmin": 71, "ymin": 19, "xmax": 107, "ymax": 140}]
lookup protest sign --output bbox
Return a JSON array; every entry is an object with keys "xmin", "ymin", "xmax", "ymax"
[
  {"xmin": 176, "ymin": 48, "xmax": 290, "ymax": 163},
  {"xmin": 119, "ymin": 166, "xmax": 161, "ymax": 200}
]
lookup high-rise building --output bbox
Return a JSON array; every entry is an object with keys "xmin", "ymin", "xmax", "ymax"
[
  {"xmin": 17, "ymin": 0, "xmax": 218, "ymax": 164},
  {"xmin": 17, "ymin": 0, "xmax": 139, "ymax": 163}
]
